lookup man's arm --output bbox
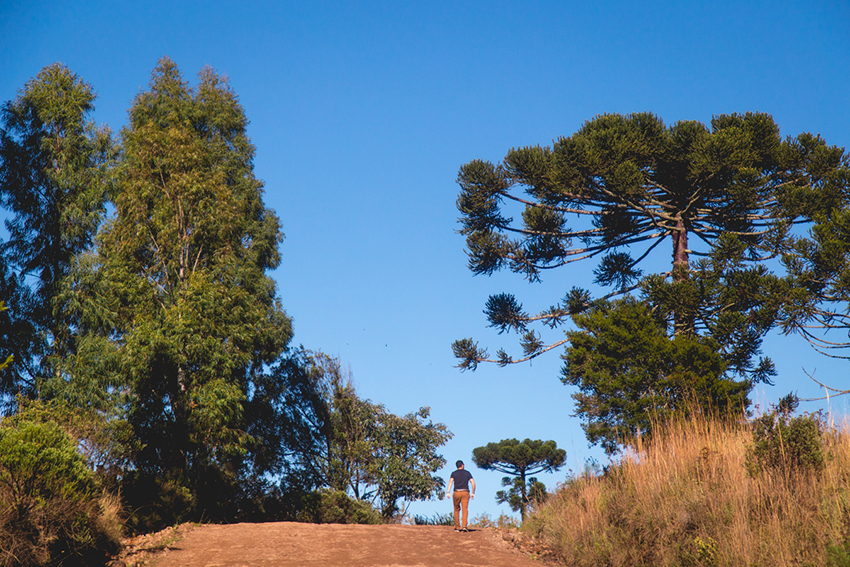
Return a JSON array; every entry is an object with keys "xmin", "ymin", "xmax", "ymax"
[
  {"xmin": 470, "ymin": 478, "xmax": 475, "ymax": 499},
  {"xmin": 446, "ymin": 477, "xmax": 454, "ymax": 499}
]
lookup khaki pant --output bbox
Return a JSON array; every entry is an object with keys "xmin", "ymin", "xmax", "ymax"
[{"xmin": 452, "ymin": 490, "xmax": 470, "ymax": 528}]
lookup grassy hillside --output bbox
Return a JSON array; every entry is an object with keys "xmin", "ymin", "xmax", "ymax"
[{"xmin": 523, "ymin": 410, "xmax": 850, "ymax": 567}]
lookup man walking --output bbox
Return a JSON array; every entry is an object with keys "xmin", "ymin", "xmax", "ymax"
[{"xmin": 446, "ymin": 460, "xmax": 475, "ymax": 531}]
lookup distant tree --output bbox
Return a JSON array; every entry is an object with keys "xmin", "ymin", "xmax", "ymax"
[
  {"xmin": 496, "ymin": 476, "xmax": 549, "ymax": 518},
  {"xmin": 265, "ymin": 349, "xmax": 370, "ymax": 495},
  {"xmin": 472, "ymin": 438, "xmax": 565, "ymax": 520},
  {"xmin": 365, "ymin": 404, "xmax": 452, "ymax": 519},
  {"xmin": 0, "ymin": 64, "xmax": 113, "ymax": 407},
  {"xmin": 562, "ymin": 298, "xmax": 749, "ymax": 454},
  {"xmin": 452, "ymin": 113, "xmax": 845, "ymax": 382},
  {"xmin": 66, "ymin": 58, "xmax": 292, "ymax": 526},
  {"xmin": 268, "ymin": 349, "xmax": 453, "ymax": 520}
]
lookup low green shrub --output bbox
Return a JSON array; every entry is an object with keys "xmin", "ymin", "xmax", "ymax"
[
  {"xmin": 296, "ymin": 490, "xmax": 383, "ymax": 524},
  {"xmin": 0, "ymin": 417, "xmax": 123, "ymax": 566},
  {"xmin": 746, "ymin": 394, "xmax": 826, "ymax": 477},
  {"xmin": 412, "ymin": 512, "xmax": 453, "ymax": 525}
]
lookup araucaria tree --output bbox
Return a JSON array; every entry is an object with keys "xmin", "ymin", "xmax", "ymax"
[
  {"xmin": 472, "ymin": 438, "xmax": 565, "ymax": 520},
  {"xmin": 453, "ymin": 113, "xmax": 848, "ymax": 449},
  {"xmin": 73, "ymin": 58, "xmax": 292, "ymax": 524},
  {"xmin": 780, "ymin": 140, "xmax": 850, "ymax": 365},
  {"xmin": 0, "ymin": 64, "xmax": 112, "ymax": 405}
]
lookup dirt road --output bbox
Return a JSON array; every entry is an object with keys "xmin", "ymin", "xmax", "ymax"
[{"xmin": 145, "ymin": 522, "xmax": 548, "ymax": 567}]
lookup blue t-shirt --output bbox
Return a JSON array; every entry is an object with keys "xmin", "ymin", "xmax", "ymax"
[{"xmin": 450, "ymin": 469, "xmax": 473, "ymax": 491}]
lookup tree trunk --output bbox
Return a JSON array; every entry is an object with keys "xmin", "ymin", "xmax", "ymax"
[{"xmin": 671, "ymin": 220, "xmax": 694, "ymax": 335}]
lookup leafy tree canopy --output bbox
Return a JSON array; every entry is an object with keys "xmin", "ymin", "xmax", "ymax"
[
  {"xmin": 268, "ymin": 349, "xmax": 453, "ymax": 520},
  {"xmin": 59, "ymin": 58, "xmax": 292, "ymax": 526},
  {"xmin": 562, "ymin": 297, "xmax": 749, "ymax": 454},
  {"xmin": 0, "ymin": 63, "xmax": 113, "ymax": 405},
  {"xmin": 781, "ymin": 187, "xmax": 850, "ymax": 365},
  {"xmin": 453, "ymin": 112, "xmax": 850, "ymax": 452}
]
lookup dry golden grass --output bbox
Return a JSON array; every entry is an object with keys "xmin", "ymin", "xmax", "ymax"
[{"xmin": 524, "ymin": 412, "xmax": 850, "ymax": 567}]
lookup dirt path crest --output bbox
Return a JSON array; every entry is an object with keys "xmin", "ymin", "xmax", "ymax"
[{"xmin": 146, "ymin": 521, "xmax": 546, "ymax": 567}]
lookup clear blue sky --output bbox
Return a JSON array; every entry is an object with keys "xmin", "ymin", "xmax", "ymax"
[{"xmin": 2, "ymin": 0, "xmax": 849, "ymax": 521}]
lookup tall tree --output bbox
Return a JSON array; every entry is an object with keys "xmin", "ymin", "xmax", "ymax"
[
  {"xmin": 0, "ymin": 64, "xmax": 112, "ymax": 406},
  {"xmin": 72, "ymin": 58, "xmax": 292, "ymax": 525},
  {"xmin": 452, "ymin": 113, "xmax": 842, "ymax": 378},
  {"xmin": 472, "ymin": 438, "xmax": 565, "ymax": 520}
]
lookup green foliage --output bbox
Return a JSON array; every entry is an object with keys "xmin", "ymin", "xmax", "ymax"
[
  {"xmin": 295, "ymin": 490, "xmax": 383, "ymax": 525},
  {"xmin": 0, "ymin": 63, "xmax": 113, "ymax": 406},
  {"xmin": 472, "ymin": 438, "xmax": 565, "ymax": 520},
  {"xmin": 826, "ymin": 539, "xmax": 850, "ymax": 567},
  {"xmin": 366, "ymin": 405, "xmax": 452, "ymax": 519},
  {"xmin": 11, "ymin": 399, "xmax": 136, "ymax": 491},
  {"xmin": 495, "ymin": 476, "xmax": 549, "ymax": 517},
  {"xmin": 412, "ymin": 512, "xmax": 454, "ymax": 525},
  {"xmin": 746, "ymin": 394, "xmax": 826, "ymax": 477},
  {"xmin": 781, "ymin": 187, "xmax": 850, "ymax": 359},
  {"xmin": 0, "ymin": 414, "xmax": 122, "ymax": 566},
  {"xmin": 61, "ymin": 58, "xmax": 293, "ymax": 527},
  {"xmin": 562, "ymin": 298, "xmax": 750, "ymax": 454},
  {"xmin": 270, "ymin": 350, "xmax": 452, "ymax": 520},
  {"xmin": 453, "ymin": 112, "xmax": 850, "ymax": 451}
]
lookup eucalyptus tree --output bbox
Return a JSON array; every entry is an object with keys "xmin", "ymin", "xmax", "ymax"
[
  {"xmin": 75, "ymin": 58, "xmax": 292, "ymax": 524},
  {"xmin": 0, "ymin": 64, "xmax": 113, "ymax": 405},
  {"xmin": 453, "ymin": 113, "xmax": 848, "ymax": 384}
]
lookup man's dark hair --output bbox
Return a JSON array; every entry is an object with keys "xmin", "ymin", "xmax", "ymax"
[{"xmin": 456, "ymin": 460, "xmax": 464, "ymax": 468}]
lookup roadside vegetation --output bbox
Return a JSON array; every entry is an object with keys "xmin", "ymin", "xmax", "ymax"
[
  {"xmin": 1, "ymin": 53, "xmax": 849, "ymax": 567},
  {"xmin": 522, "ymin": 403, "xmax": 850, "ymax": 567},
  {"xmin": 0, "ymin": 60, "xmax": 451, "ymax": 566}
]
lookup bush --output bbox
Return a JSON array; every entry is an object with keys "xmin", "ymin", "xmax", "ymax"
[
  {"xmin": 0, "ymin": 417, "xmax": 122, "ymax": 566},
  {"xmin": 296, "ymin": 490, "xmax": 383, "ymax": 524},
  {"xmin": 412, "ymin": 512, "xmax": 453, "ymax": 526},
  {"xmin": 746, "ymin": 394, "xmax": 826, "ymax": 477}
]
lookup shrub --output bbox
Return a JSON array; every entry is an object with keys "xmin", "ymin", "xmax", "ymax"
[
  {"xmin": 0, "ymin": 417, "xmax": 123, "ymax": 566},
  {"xmin": 295, "ymin": 490, "xmax": 383, "ymax": 524},
  {"xmin": 412, "ymin": 512, "xmax": 453, "ymax": 526},
  {"xmin": 746, "ymin": 394, "xmax": 826, "ymax": 477},
  {"xmin": 469, "ymin": 512, "xmax": 520, "ymax": 529}
]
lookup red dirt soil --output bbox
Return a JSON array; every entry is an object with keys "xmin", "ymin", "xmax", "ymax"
[{"xmin": 143, "ymin": 522, "xmax": 550, "ymax": 567}]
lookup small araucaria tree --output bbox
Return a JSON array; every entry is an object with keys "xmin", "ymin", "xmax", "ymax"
[{"xmin": 472, "ymin": 438, "xmax": 565, "ymax": 520}]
